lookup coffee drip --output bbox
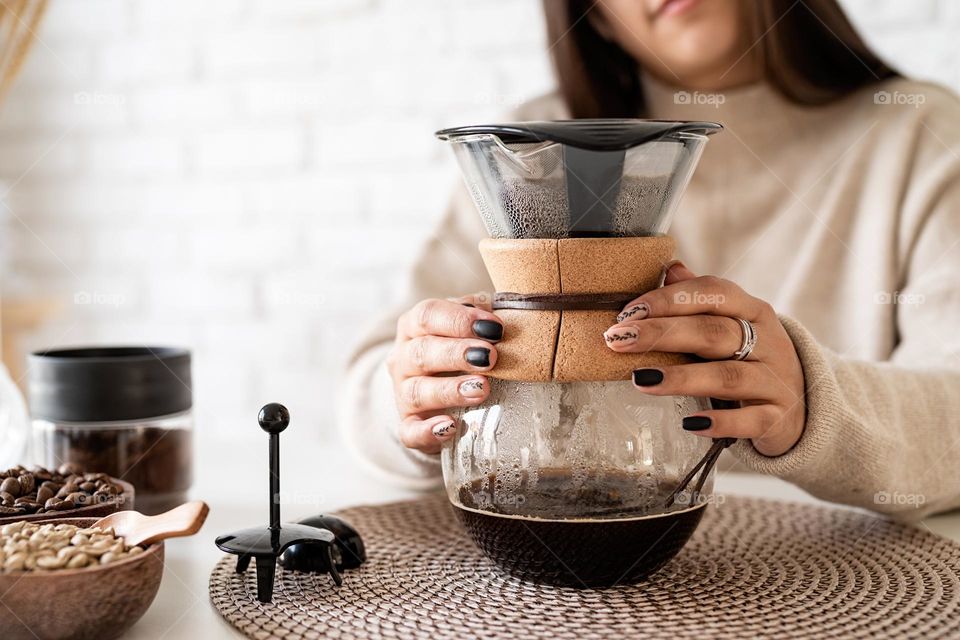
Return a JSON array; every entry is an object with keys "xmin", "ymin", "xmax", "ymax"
[
  {"xmin": 436, "ymin": 119, "xmax": 725, "ymax": 587},
  {"xmin": 214, "ymin": 404, "xmax": 366, "ymax": 603}
]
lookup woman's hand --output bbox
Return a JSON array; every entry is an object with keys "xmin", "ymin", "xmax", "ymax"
[
  {"xmin": 603, "ymin": 262, "xmax": 805, "ymax": 456},
  {"xmin": 387, "ymin": 295, "xmax": 502, "ymax": 454}
]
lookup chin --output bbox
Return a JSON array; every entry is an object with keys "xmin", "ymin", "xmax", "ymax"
[{"xmin": 658, "ymin": 29, "xmax": 739, "ymax": 84}]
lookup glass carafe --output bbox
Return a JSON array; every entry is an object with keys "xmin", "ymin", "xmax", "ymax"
[{"xmin": 436, "ymin": 120, "xmax": 724, "ymax": 587}]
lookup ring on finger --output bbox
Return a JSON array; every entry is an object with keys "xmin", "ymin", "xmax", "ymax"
[{"xmin": 731, "ymin": 317, "xmax": 758, "ymax": 361}]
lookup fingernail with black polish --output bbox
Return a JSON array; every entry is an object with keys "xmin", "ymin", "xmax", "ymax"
[
  {"xmin": 633, "ymin": 368, "xmax": 664, "ymax": 387},
  {"xmin": 682, "ymin": 416, "xmax": 712, "ymax": 431},
  {"xmin": 465, "ymin": 347, "xmax": 491, "ymax": 368},
  {"xmin": 472, "ymin": 320, "xmax": 503, "ymax": 341}
]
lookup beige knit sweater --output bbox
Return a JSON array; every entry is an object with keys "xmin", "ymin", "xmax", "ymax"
[{"xmin": 339, "ymin": 76, "xmax": 960, "ymax": 521}]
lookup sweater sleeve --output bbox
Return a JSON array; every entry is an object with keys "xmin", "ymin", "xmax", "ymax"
[
  {"xmin": 336, "ymin": 183, "xmax": 493, "ymax": 490},
  {"xmin": 732, "ymin": 316, "xmax": 960, "ymax": 520},
  {"xmin": 733, "ymin": 144, "xmax": 960, "ymax": 521}
]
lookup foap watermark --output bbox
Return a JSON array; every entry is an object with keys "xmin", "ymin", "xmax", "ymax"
[
  {"xmin": 874, "ymin": 90, "xmax": 925, "ymax": 108},
  {"xmin": 266, "ymin": 289, "xmax": 326, "ymax": 309},
  {"xmin": 255, "ymin": 89, "xmax": 325, "ymax": 111},
  {"xmin": 74, "ymin": 90, "xmax": 126, "ymax": 109},
  {"xmin": 474, "ymin": 91, "xmax": 526, "ymax": 109},
  {"xmin": 275, "ymin": 490, "xmax": 325, "ymax": 506},
  {"xmin": 874, "ymin": 490, "xmax": 925, "ymax": 507},
  {"xmin": 674, "ymin": 290, "xmax": 725, "ymax": 306},
  {"xmin": 673, "ymin": 491, "xmax": 726, "ymax": 507},
  {"xmin": 449, "ymin": 291, "xmax": 493, "ymax": 307},
  {"xmin": 874, "ymin": 290, "xmax": 925, "ymax": 306},
  {"xmin": 467, "ymin": 490, "xmax": 526, "ymax": 509},
  {"xmin": 674, "ymin": 90, "xmax": 726, "ymax": 107},
  {"xmin": 73, "ymin": 291, "xmax": 125, "ymax": 308},
  {"xmin": 471, "ymin": 291, "xmax": 493, "ymax": 307}
]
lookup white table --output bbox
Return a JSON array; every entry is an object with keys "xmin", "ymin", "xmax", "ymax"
[{"xmin": 124, "ymin": 436, "xmax": 960, "ymax": 639}]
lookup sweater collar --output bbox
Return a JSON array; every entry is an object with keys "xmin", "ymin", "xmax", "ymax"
[{"xmin": 640, "ymin": 73, "xmax": 809, "ymax": 159}]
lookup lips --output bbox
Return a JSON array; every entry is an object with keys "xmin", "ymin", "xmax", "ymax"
[{"xmin": 653, "ymin": 0, "xmax": 700, "ymax": 19}]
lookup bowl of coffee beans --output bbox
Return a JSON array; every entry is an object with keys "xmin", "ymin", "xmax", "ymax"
[
  {"xmin": 0, "ymin": 518, "xmax": 164, "ymax": 640},
  {"xmin": 0, "ymin": 464, "xmax": 134, "ymax": 524}
]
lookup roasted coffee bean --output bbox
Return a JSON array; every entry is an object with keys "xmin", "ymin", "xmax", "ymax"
[
  {"xmin": 68, "ymin": 492, "xmax": 91, "ymax": 506},
  {"xmin": 30, "ymin": 468, "xmax": 52, "ymax": 482},
  {"xmin": 16, "ymin": 475, "xmax": 34, "ymax": 495},
  {"xmin": 35, "ymin": 486, "xmax": 54, "ymax": 504},
  {"xmin": 0, "ymin": 477, "xmax": 20, "ymax": 498},
  {"xmin": 0, "ymin": 465, "xmax": 125, "ymax": 517},
  {"xmin": 57, "ymin": 463, "xmax": 82, "ymax": 477},
  {"xmin": 13, "ymin": 498, "xmax": 39, "ymax": 511},
  {"xmin": 56, "ymin": 482, "xmax": 78, "ymax": 499}
]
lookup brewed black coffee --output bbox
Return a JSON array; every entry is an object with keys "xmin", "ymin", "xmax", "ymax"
[{"xmin": 453, "ymin": 469, "xmax": 706, "ymax": 587}]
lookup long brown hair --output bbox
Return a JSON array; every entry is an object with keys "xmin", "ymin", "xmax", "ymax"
[
  {"xmin": 543, "ymin": 0, "xmax": 899, "ymax": 118},
  {"xmin": 0, "ymin": 0, "xmax": 47, "ymax": 105}
]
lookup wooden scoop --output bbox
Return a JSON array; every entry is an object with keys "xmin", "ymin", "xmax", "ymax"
[{"xmin": 92, "ymin": 501, "xmax": 209, "ymax": 547}]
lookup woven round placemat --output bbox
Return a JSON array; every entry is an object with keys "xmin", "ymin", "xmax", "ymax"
[{"xmin": 209, "ymin": 494, "xmax": 960, "ymax": 639}]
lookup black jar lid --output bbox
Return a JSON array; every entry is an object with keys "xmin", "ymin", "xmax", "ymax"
[{"xmin": 28, "ymin": 346, "xmax": 192, "ymax": 423}]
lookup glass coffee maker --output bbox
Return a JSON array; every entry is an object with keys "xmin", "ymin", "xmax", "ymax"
[{"xmin": 436, "ymin": 120, "xmax": 725, "ymax": 587}]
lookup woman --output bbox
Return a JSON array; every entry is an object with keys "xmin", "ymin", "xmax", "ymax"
[{"xmin": 340, "ymin": 0, "xmax": 960, "ymax": 519}]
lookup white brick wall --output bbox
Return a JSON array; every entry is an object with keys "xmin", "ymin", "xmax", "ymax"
[{"xmin": 1, "ymin": 0, "xmax": 958, "ymax": 443}]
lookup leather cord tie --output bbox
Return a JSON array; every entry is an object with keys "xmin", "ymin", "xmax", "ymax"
[{"xmin": 492, "ymin": 292, "xmax": 639, "ymax": 311}]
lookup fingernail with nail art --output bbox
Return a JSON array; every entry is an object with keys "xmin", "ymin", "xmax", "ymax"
[
  {"xmin": 459, "ymin": 379, "xmax": 486, "ymax": 398},
  {"xmin": 617, "ymin": 302, "xmax": 649, "ymax": 323},
  {"xmin": 604, "ymin": 327, "xmax": 638, "ymax": 347},
  {"xmin": 432, "ymin": 420, "xmax": 456, "ymax": 440}
]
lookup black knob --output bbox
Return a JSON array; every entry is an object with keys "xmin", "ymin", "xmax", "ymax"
[{"xmin": 258, "ymin": 403, "xmax": 290, "ymax": 434}]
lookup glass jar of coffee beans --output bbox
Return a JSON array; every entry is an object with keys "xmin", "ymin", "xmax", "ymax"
[{"xmin": 29, "ymin": 347, "xmax": 193, "ymax": 516}]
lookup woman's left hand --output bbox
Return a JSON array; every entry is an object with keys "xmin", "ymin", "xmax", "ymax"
[{"xmin": 603, "ymin": 262, "xmax": 805, "ymax": 457}]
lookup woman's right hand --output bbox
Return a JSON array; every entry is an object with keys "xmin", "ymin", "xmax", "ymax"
[{"xmin": 386, "ymin": 296, "xmax": 502, "ymax": 454}]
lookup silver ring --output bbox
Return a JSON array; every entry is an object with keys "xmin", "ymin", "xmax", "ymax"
[{"xmin": 732, "ymin": 317, "xmax": 758, "ymax": 361}]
